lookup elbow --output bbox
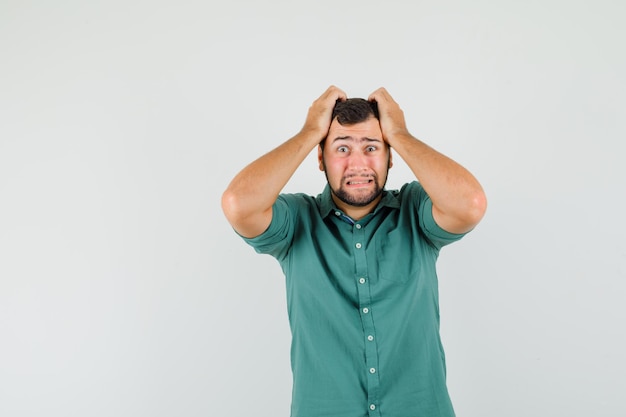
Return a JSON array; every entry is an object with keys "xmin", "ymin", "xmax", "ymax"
[
  {"xmin": 466, "ymin": 190, "xmax": 488, "ymax": 226},
  {"xmin": 433, "ymin": 189, "xmax": 487, "ymax": 234},
  {"xmin": 221, "ymin": 187, "xmax": 244, "ymax": 225},
  {"xmin": 221, "ymin": 187, "xmax": 272, "ymax": 238}
]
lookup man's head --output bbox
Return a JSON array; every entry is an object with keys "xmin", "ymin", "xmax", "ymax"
[{"xmin": 319, "ymin": 98, "xmax": 393, "ymax": 215}]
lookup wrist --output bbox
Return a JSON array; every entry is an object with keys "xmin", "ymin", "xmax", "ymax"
[
  {"xmin": 299, "ymin": 124, "xmax": 328, "ymax": 145},
  {"xmin": 384, "ymin": 129, "xmax": 412, "ymax": 148}
]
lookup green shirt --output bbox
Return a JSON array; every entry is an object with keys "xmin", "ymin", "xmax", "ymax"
[{"xmin": 243, "ymin": 181, "xmax": 466, "ymax": 417}]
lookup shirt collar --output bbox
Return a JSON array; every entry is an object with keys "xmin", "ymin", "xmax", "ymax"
[{"xmin": 317, "ymin": 184, "xmax": 401, "ymax": 219}]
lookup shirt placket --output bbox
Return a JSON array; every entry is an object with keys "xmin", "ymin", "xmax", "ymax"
[{"xmin": 352, "ymin": 221, "xmax": 381, "ymax": 417}]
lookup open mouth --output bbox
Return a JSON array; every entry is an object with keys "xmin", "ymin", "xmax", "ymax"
[{"xmin": 346, "ymin": 178, "xmax": 374, "ymax": 186}]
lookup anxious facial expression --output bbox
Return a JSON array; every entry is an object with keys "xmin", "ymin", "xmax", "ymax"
[{"xmin": 318, "ymin": 117, "xmax": 392, "ymax": 214}]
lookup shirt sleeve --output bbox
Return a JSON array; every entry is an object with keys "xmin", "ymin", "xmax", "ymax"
[
  {"xmin": 418, "ymin": 196, "xmax": 467, "ymax": 249},
  {"xmin": 240, "ymin": 194, "xmax": 295, "ymax": 262}
]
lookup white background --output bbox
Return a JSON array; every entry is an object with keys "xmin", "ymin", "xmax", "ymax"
[{"xmin": 1, "ymin": 1, "xmax": 625, "ymax": 416}]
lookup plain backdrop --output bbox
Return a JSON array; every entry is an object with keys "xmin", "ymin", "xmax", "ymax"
[{"xmin": 1, "ymin": 1, "xmax": 625, "ymax": 416}]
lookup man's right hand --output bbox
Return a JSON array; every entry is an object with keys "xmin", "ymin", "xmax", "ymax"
[{"xmin": 301, "ymin": 85, "xmax": 347, "ymax": 140}]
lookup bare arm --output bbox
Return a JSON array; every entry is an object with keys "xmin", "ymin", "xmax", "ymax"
[
  {"xmin": 368, "ymin": 87, "xmax": 487, "ymax": 234},
  {"xmin": 221, "ymin": 86, "xmax": 347, "ymax": 238}
]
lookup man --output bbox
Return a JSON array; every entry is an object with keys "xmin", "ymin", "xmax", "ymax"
[{"xmin": 222, "ymin": 86, "xmax": 487, "ymax": 417}]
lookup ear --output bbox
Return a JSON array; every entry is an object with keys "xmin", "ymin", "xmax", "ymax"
[
  {"xmin": 318, "ymin": 145, "xmax": 325, "ymax": 171},
  {"xmin": 388, "ymin": 148, "xmax": 394, "ymax": 169}
]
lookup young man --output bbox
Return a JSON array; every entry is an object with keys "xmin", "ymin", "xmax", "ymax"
[{"xmin": 222, "ymin": 86, "xmax": 487, "ymax": 417}]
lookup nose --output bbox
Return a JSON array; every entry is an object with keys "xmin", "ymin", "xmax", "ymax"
[{"xmin": 347, "ymin": 150, "xmax": 368, "ymax": 171}]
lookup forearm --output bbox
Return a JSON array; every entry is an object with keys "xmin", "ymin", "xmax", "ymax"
[{"xmin": 389, "ymin": 132, "xmax": 487, "ymax": 233}]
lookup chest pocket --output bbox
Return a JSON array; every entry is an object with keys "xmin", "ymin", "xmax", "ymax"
[{"xmin": 374, "ymin": 229, "xmax": 418, "ymax": 284}]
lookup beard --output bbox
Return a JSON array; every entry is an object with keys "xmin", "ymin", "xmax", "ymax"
[
  {"xmin": 322, "ymin": 167, "xmax": 388, "ymax": 207},
  {"xmin": 331, "ymin": 175, "xmax": 385, "ymax": 207}
]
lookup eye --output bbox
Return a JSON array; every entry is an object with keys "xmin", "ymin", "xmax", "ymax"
[
  {"xmin": 337, "ymin": 146, "xmax": 349, "ymax": 153},
  {"xmin": 366, "ymin": 146, "xmax": 377, "ymax": 152}
]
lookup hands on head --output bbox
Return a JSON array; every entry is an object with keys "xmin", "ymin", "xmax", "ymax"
[
  {"xmin": 224, "ymin": 84, "xmax": 486, "ymax": 238},
  {"xmin": 303, "ymin": 85, "xmax": 410, "ymax": 147}
]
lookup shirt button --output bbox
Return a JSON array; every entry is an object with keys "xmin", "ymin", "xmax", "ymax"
[
  {"xmin": 359, "ymin": 278, "xmax": 366, "ymax": 284},
  {"xmin": 335, "ymin": 211, "xmax": 341, "ymax": 216},
  {"xmin": 362, "ymin": 307, "xmax": 369, "ymax": 314},
  {"xmin": 370, "ymin": 404, "xmax": 376, "ymax": 411},
  {"xmin": 367, "ymin": 335, "xmax": 374, "ymax": 341},
  {"xmin": 369, "ymin": 367, "xmax": 376, "ymax": 374},
  {"xmin": 355, "ymin": 224, "xmax": 362, "ymax": 229},
  {"xmin": 355, "ymin": 243, "xmax": 362, "ymax": 249}
]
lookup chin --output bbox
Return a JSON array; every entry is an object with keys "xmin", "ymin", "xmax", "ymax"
[{"xmin": 334, "ymin": 186, "xmax": 383, "ymax": 208}]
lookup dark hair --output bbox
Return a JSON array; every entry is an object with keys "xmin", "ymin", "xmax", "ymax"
[{"xmin": 332, "ymin": 98, "xmax": 379, "ymax": 125}]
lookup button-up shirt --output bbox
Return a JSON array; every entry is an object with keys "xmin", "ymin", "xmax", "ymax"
[{"xmin": 242, "ymin": 181, "xmax": 467, "ymax": 417}]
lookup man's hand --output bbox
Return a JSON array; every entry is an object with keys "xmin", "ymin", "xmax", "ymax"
[
  {"xmin": 368, "ymin": 87, "xmax": 410, "ymax": 146},
  {"xmin": 302, "ymin": 85, "xmax": 347, "ymax": 140}
]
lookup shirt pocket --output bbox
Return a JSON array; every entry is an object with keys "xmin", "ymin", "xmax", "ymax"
[{"xmin": 374, "ymin": 230, "xmax": 417, "ymax": 284}]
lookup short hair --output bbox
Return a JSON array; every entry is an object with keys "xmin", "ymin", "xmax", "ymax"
[{"xmin": 332, "ymin": 98, "xmax": 379, "ymax": 125}]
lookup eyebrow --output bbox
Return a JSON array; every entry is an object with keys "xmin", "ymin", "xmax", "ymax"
[{"xmin": 332, "ymin": 136, "xmax": 382, "ymax": 143}]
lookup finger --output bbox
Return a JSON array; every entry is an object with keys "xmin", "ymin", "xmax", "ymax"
[
  {"xmin": 368, "ymin": 87, "xmax": 389, "ymax": 102},
  {"xmin": 322, "ymin": 85, "xmax": 346, "ymax": 98},
  {"xmin": 311, "ymin": 86, "xmax": 346, "ymax": 113},
  {"xmin": 327, "ymin": 85, "xmax": 347, "ymax": 103}
]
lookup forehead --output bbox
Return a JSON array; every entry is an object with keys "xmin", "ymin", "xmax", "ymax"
[{"xmin": 327, "ymin": 117, "xmax": 382, "ymax": 141}]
